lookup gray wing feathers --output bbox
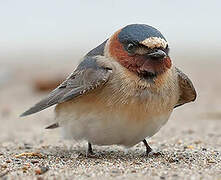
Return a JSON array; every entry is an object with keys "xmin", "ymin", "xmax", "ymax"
[
  {"xmin": 21, "ymin": 57, "xmax": 111, "ymax": 117},
  {"xmin": 20, "ymin": 88, "xmax": 66, "ymax": 117},
  {"xmin": 45, "ymin": 123, "xmax": 59, "ymax": 129},
  {"xmin": 174, "ymin": 67, "xmax": 197, "ymax": 108},
  {"xmin": 59, "ymin": 67, "xmax": 110, "ymax": 103}
]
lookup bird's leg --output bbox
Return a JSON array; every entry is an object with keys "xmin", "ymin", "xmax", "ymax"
[
  {"xmin": 86, "ymin": 142, "xmax": 94, "ymax": 157},
  {"xmin": 88, "ymin": 142, "xmax": 93, "ymax": 154},
  {"xmin": 142, "ymin": 139, "xmax": 152, "ymax": 156}
]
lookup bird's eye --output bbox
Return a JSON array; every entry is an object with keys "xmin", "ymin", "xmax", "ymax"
[{"xmin": 126, "ymin": 43, "xmax": 136, "ymax": 54}]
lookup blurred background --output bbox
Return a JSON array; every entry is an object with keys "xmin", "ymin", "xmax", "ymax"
[
  {"xmin": 0, "ymin": 0, "xmax": 220, "ymax": 145},
  {"xmin": 1, "ymin": 0, "xmax": 221, "ymax": 64}
]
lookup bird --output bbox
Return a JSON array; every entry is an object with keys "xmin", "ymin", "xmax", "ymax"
[{"xmin": 21, "ymin": 24, "xmax": 197, "ymax": 156}]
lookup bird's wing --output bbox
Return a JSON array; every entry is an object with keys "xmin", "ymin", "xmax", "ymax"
[
  {"xmin": 21, "ymin": 56, "xmax": 112, "ymax": 116},
  {"xmin": 174, "ymin": 67, "xmax": 197, "ymax": 108}
]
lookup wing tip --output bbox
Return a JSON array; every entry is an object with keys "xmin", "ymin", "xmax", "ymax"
[
  {"xmin": 20, "ymin": 110, "xmax": 32, "ymax": 117},
  {"xmin": 20, "ymin": 102, "xmax": 52, "ymax": 118},
  {"xmin": 20, "ymin": 105, "xmax": 43, "ymax": 117}
]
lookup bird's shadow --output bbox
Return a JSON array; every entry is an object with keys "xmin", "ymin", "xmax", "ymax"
[
  {"xmin": 41, "ymin": 145, "xmax": 164, "ymax": 163},
  {"xmin": 38, "ymin": 143, "xmax": 218, "ymax": 166}
]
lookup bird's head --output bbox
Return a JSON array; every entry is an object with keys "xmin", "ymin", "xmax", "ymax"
[{"xmin": 106, "ymin": 24, "xmax": 171, "ymax": 79}]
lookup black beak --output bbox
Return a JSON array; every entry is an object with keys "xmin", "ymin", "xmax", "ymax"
[{"xmin": 147, "ymin": 49, "xmax": 167, "ymax": 59}]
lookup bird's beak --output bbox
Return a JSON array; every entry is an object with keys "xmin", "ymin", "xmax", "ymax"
[{"xmin": 147, "ymin": 49, "xmax": 167, "ymax": 59}]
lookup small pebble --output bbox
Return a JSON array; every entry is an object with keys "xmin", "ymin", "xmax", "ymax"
[
  {"xmin": 5, "ymin": 160, "xmax": 11, "ymax": 163},
  {"xmin": 184, "ymin": 145, "xmax": 194, "ymax": 150},
  {"xmin": 168, "ymin": 158, "xmax": 179, "ymax": 163},
  {"xmin": 35, "ymin": 166, "xmax": 49, "ymax": 175},
  {"xmin": 207, "ymin": 158, "xmax": 216, "ymax": 163}
]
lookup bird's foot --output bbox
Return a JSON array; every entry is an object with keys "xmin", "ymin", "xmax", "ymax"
[
  {"xmin": 86, "ymin": 151, "xmax": 97, "ymax": 158},
  {"xmin": 142, "ymin": 139, "xmax": 162, "ymax": 157},
  {"xmin": 86, "ymin": 142, "xmax": 97, "ymax": 158},
  {"xmin": 142, "ymin": 139, "xmax": 152, "ymax": 156},
  {"xmin": 147, "ymin": 150, "xmax": 162, "ymax": 157}
]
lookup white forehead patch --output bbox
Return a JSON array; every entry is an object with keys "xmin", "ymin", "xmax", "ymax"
[{"xmin": 140, "ymin": 37, "xmax": 168, "ymax": 49}]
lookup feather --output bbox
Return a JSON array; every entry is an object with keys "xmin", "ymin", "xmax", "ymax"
[
  {"xmin": 174, "ymin": 67, "xmax": 197, "ymax": 108},
  {"xmin": 20, "ymin": 56, "xmax": 112, "ymax": 117},
  {"xmin": 45, "ymin": 123, "xmax": 59, "ymax": 129}
]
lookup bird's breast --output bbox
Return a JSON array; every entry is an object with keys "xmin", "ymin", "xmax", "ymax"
[
  {"xmin": 55, "ymin": 85, "xmax": 175, "ymax": 146},
  {"xmin": 55, "ymin": 65, "xmax": 179, "ymax": 146}
]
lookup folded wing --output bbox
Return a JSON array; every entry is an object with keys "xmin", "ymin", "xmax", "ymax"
[{"xmin": 21, "ymin": 56, "xmax": 112, "ymax": 116}]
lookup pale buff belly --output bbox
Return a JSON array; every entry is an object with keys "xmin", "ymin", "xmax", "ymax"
[
  {"xmin": 54, "ymin": 63, "xmax": 179, "ymax": 147},
  {"xmin": 55, "ymin": 97, "xmax": 173, "ymax": 147}
]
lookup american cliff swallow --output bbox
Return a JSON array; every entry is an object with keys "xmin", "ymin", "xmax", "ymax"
[{"xmin": 21, "ymin": 24, "xmax": 197, "ymax": 156}]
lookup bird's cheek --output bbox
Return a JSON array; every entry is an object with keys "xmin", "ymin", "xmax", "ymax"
[
  {"xmin": 140, "ymin": 61, "xmax": 154, "ymax": 73},
  {"xmin": 135, "ymin": 57, "xmax": 145, "ymax": 67}
]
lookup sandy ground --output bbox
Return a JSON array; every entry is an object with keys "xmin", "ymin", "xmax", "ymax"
[{"xmin": 0, "ymin": 59, "xmax": 220, "ymax": 180}]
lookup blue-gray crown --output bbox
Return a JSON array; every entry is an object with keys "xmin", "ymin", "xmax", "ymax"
[{"xmin": 118, "ymin": 24, "xmax": 166, "ymax": 44}]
